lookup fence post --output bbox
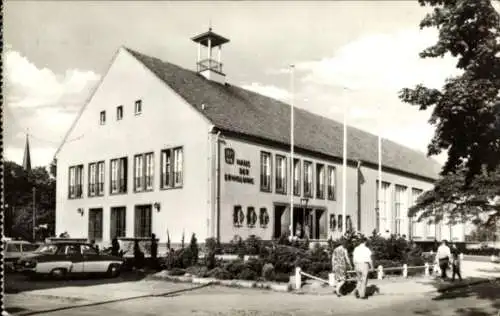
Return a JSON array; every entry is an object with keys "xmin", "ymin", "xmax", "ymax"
[
  {"xmin": 403, "ymin": 264, "xmax": 408, "ymax": 278},
  {"xmin": 328, "ymin": 273, "xmax": 335, "ymax": 287},
  {"xmin": 491, "ymin": 255, "xmax": 496, "ymax": 262},
  {"xmin": 424, "ymin": 263, "xmax": 429, "ymax": 277},
  {"xmin": 459, "ymin": 253, "xmax": 464, "ymax": 261},
  {"xmin": 295, "ymin": 267, "xmax": 302, "ymax": 290},
  {"xmin": 377, "ymin": 265, "xmax": 383, "ymax": 280}
]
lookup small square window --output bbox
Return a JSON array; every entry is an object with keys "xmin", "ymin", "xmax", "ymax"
[
  {"xmin": 100, "ymin": 111, "xmax": 106, "ymax": 125},
  {"xmin": 135, "ymin": 100, "xmax": 142, "ymax": 115},
  {"xmin": 117, "ymin": 106, "xmax": 123, "ymax": 120}
]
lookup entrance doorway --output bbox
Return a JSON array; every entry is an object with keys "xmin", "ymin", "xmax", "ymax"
[{"xmin": 273, "ymin": 204, "xmax": 327, "ymax": 239}]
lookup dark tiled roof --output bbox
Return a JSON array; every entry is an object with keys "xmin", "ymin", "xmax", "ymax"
[{"xmin": 126, "ymin": 47, "xmax": 442, "ymax": 181}]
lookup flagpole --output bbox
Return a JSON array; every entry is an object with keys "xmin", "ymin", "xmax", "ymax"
[
  {"xmin": 342, "ymin": 102, "xmax": 347, "ymax": 235},
  {"xmin": 377, "ymin": 105, "xmax": 382, "ymax": 233},
  {"xmin": 290, "ymin": 64, "xmax": 295, "ymax": 237}
]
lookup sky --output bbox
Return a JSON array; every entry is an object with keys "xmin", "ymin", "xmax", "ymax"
[{"xmin": 6, "ymin": 0, "xmax": 494, "ymax": 168}]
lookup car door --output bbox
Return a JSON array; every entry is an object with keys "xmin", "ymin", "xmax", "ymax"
[
  {"xmin": 82, "ymin": 245, "xmax": 103, "ymax": 273},
  {"xmin": 65, "ymin": 244, "xmax": 85, "ymax": 273}
]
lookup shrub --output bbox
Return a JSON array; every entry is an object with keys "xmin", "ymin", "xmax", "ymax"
[
  {"xmin": 205, "ymin": 238, "xmax": 218, "ymax": 270},
  {"xmin": 238, "ymin": 268, "xmax": 258, "ymax": 281},
  {"xmin": 223, "ymin": 259, "xmax": 245, "ymax": 277},
  {"xmin": 245, "ymin": 235, "xmax": 263, "ymax": 255},
  {"xmin": 190, "ymin": 233, "xmax": 199, "ymax": 265},
  {"xmin": 262, "ymin": 263, "xmax": 275, "ymax": 280},
  {"xmin": 263, "ymin": 244, "xmax": 306, "ymax": 274},
  {"xmin": 244, "ymin": 258, "xmax": 265, "ymax": 276},
  {"xmin": 272, "ymin": 272, "xmax": 291, "ymax": 283},
  {"xmin": 207, "ymin": 267, "xmax": 233, "ymax": 280},
  {"xmin": 168, "ymin": 267, "xmax": 186, "ymax": 276},
  {"xmin": 186, "ymin": 265, "xmax": 209, "ymax": 277}
]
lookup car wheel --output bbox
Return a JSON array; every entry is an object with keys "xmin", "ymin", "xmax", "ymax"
[
  {"xmin": 107, "ymin": 264, "xmax": 121, "ymax": 278},
  {"xmin": 50, "ymin": 268, "xmax": 67, "ymax": 280}
]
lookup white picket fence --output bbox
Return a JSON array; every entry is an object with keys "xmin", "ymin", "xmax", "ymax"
[{"xmin": 294, "ymin": 253, "xmax": 464, "ymax": 290}]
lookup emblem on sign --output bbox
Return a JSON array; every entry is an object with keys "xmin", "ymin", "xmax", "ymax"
[{"xmin": 225, "ymin": 148, "xmax": 235, "ymax": 165}]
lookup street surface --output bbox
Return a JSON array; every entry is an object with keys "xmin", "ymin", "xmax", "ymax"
[{"xmin": 5, "ymin": 270, "xmax": 500, "ymax": 316}]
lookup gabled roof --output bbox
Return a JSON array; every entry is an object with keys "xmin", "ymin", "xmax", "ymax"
[{"xmin": 126, "ymin": 47, "xmax": 442, "ymax": 181}]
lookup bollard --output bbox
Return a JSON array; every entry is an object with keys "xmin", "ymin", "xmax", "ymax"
[
  {"xmin": 295, "ymin": 267, "xmax": 302, "ymax": 290},
  {"xmin": 403, "ymin": 264, "xmax": 408, "ymax": 278},
  {"xmin": 377, "ymin": 265, "xmax": 384, "ymax": 280},
  {"xmin": 491, "ymin": 255, "xmax": 496, "ymax": 262},
  {"xmin": 328, "ymin": 273, "xmax": 336, "ymax": 287},
  {"xmin": 459, "ymin": 253, "xmax": 464, "ymax": 261},
  {"xmin": 424, "ymin": 263, "xmax": 429, "ymax": 277}
]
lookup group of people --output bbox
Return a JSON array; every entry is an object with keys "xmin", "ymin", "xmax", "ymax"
[
  {"xmin": 331, "ymin": 237, "xmax": 373, "ymax": 299},
  {"xmin": 435, "ymin": 239, "xmax": 462, "ymax": 281}
]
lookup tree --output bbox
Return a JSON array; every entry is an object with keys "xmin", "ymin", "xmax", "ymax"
[
  {"xmin": 400, "ymin": 0, "xmax": 500, "ymax": 224},
  {"xmin": 4, "ymin": 161, "xmax": 56, "ymax": 241},
  {"xmin": 399, "ymin": 0, "xmax": 500, "ymax": 181}
]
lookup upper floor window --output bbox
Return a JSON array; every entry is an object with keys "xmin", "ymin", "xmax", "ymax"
[
  {"xmin": 135, "ymin": 100, "xmax": 142, "ymax": 115},
  {"xmin": 275, "ymin": 155, "xmax": 287, "ymax": 194},
  {"xmin": 316, "ymin": 163, "xmax": 325, "ymax": 199},
  {"xmin": 117, "ymin": 105, "xmax": 123, "ymax": 120},
  {"xmin": 134, "ymin": 152, "xmax": 154, "ymax": 192},
  {"xmin": 394, "ymin": 185, "xmax": 407, "ymax": 235},
  {"xmin": 327, "ymin": 166, "xmax": 336, "ymax": 200},
  {"xmin": 88, "ymin": 161, "xmax": 105, "ymax": 197},
  {"xmin": 303, "ymin": 161, "xmax": 313, "ymax": 197},
  {"xmin": 161, "ymin": 147, "xmax": 183, "ymax": 189},
  {"xmin": 99, "ymin": 111, "xmax": 106, "ymax": 125},
  {"xmin": 293, "ymin": 158, "xmax": 301, "ymax": 196},
  {"xmin": 68, "ymin": 164, "xmax": 84, "ymax": 199},
  {"xmin": 110, "ymin": 157, "xmax": 128, "ymax": 194},
  {"xmin": 260, "ymin": 151, "xmax": 272, "ymax": 192}
]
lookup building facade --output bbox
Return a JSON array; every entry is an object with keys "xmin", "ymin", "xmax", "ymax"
[{"xmin": 54, "ymin": 29, "xmax": 465, "ymax": 247}]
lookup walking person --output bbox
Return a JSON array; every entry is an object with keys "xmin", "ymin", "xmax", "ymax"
[
  {"xmin": 150, "ymin": 233, "xmax": 158, "ymax": 270},
  {"xmin": 352, "ymin": 237, "xmax": 373, "ymax": 299},
  {"xmin": 436, "ymin": 240, "xmax": 452, "ymax": 280},
  {"xmin": 450, "ymin": 243, "xmax": 463, "ymax": 281},
  {"xmin": 332, "ymin": 240, "xmax": 353, "ymax": 297}
]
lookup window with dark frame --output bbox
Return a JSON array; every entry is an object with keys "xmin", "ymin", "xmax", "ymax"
[
  {"xmin": 68, "ymin": 165, "xmax": 84, "ymax": 199},
  {"xmin": 260, "ymin": 152, "xmax": 272, "ymax": 192},
  {"xmin": 303, "ymin": 161, "xmax": 313, "ymax": 197},
  {"xmin": 293, "ymin": 158, "xmax": 301, "ymax": 196},
  {"xmin": 110, "ymin": 207, "xmax": 126, "ymax": 239},
  {"xmin": 88, "ymin": 161, "xmax": 105, "ymax": 197},
  {"xmin": 275, "ymin": 155, "xmax": 287, "ymax": 194},
  {"xmin": 233, "ymin": 205, "xmax": 244, "ymax": 227},
  {"xmin": 247, "ymin": 207, "xmax": 257, "ymax": 227},
  {"xmin": 134, "ymin": 152, "xmax": 154, "ymax": 192},
  {"xmin": 117, "ymin": 105, "xmax": 123, "ymax": 120},
  {"xmin": 134, "ymin": 205, "xmax": 152, "ymax": 237},
  {"xmin": 316, "ymin": 163, "xmax": 325, "ymax": 199},
  {"xmin": 110, "ymin": 157, "xmax": 128, "ymax": 194},
  {"xmin": 135, "ymin": 100, "xmax": 142, "ymax": 115},
  {"xmin": 88, "ymin": 208, "xmax": 103, "ymax": 241},
  {"xmin": 327, "ymin": 166, "xmax": 336, "ymax": 200},
  {"xmin": 259, "ymin": 208, "xmax": 269, "ymax": 227},
  {"xmin": 100, "ymin": 111, "xmax": 106, "ymax": 125},
  {"xmin": 161, "ymin": 147, "xmax": 183, "ymax": 189}
]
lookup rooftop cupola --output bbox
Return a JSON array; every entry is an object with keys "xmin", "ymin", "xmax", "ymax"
[{"xmin": 191, "ymin": 27, "xmax": 230, "ymax": 84}]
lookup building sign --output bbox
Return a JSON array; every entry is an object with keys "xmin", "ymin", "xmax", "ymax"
[
  {"xmin": 224, "ymin": 148, "xmax": 254, "ymax": 185},
  {"xmin": 225, "ymin": 148, "xmax": 235, "ymax": 165}
]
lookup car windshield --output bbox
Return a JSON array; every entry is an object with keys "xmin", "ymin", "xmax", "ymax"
[
  {"xmin": 35, "ymin": 244, "xmax": 59, "ymax": 254},
  {"xmin": 22, "ymin": 244, "xmax": 41, "ymax": 252}
]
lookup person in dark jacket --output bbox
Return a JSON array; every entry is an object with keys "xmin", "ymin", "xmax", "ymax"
[
  {"xmin": 134, "ymin": 240, "xmax": 145, "ymax": 270},
  {"xmin": 111, "ymin": 237, "xmax": 120, "ymax": 257},
  {"xmin": 451, "ymin": 243, "xmax": 463, "ymax": 281},
  {"xmin": 150, "ymin": 233, "xmax": 158, "ymax": 270}
]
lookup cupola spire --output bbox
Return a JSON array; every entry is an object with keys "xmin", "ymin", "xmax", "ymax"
[{"xmin": 191, "ymin": 25, "xmax": 230, "ymax": 84}]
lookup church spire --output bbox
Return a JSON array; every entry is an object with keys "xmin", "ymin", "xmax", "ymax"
[{"xmin": 23, "ymin": 133, "xmax": 32, "ymax": 171}]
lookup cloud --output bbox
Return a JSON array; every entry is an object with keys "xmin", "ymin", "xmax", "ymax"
[
  {"xmin": 295, "ymin": 28, "xmax": 462, "ymax": 92},
  {"xmin": 4, "ymin": 48, "xmax": 101, "ymax": 167},
  {"xmin": 241, "ymin": 82, "xmax": 291, "ymax": 101}
]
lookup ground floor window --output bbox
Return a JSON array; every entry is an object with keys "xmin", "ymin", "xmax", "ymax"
[
  {"xmin": 134, "ymin": 205, "xmax": 152, "ymax": 237},
  {"xmin": 110, "ymin": 207, "xmax": 126, "ymax": 239},
  {"xmin": 88, "ymin": 208, "xmax": 103, "ymax": 241}
]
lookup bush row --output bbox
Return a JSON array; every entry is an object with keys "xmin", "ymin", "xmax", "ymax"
[
  {"xmin": 461, "ymin": 248, "xmax": 500, "ymax": 256},
  {"xmin": 163, "ymin": 232, "xmax": 435, "ymax": 282}
]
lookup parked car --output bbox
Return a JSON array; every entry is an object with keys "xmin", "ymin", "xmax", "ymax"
[
  {"xmin": 4, "ymin": 239, "xmax": 41, "ymax": 272},
  {"xmin": 16, "ymin": 242, "xmax": 124, "ymax": 279}
]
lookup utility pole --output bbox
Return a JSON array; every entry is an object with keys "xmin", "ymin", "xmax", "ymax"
[{"xmin": 32, "ymin": 187, "xmax": 36, "ymax": 241}]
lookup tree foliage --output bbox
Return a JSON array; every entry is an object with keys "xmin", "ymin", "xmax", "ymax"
[
  {"xmin": 399, "ymin": 0, "xmax": 500, "ymax": 180},
  {"xmin": 4, "ymin": 161, "xmax": 56, "ymax": 241}
]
